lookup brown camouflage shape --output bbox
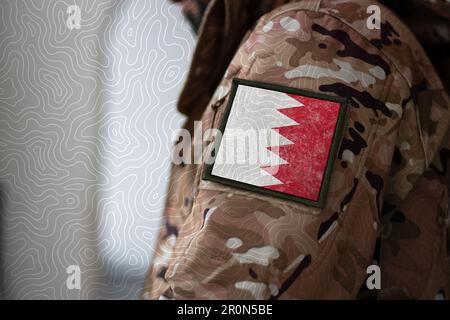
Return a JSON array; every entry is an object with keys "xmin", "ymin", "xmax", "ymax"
[{"xmin": 143, "ymin": 0, "xmax": 450, "ymax": 299}]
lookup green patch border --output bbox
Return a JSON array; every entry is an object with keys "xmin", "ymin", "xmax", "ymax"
[{"xmin": 203, "ymin": 78, "xmax": 348, "ymax": 208}]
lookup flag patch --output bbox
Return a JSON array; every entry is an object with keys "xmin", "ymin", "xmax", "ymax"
[{"xmin": 203, "ymin": 79, "xmax": 347, "ymax": 208}]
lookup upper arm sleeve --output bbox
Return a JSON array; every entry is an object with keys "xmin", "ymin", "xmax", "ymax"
[{"xmin": 163, "ymin": 7, "xmax": 445, "ymax": 299}]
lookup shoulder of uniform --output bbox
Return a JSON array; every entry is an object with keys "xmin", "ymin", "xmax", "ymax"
[{"xmin": 255, "ymin": 0, "xmax": 443, "ymax": 91}]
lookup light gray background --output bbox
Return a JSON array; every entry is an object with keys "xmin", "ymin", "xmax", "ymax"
[{"xmin": 0, "ymin": 0, "xmax": 194, "ymax": 299}]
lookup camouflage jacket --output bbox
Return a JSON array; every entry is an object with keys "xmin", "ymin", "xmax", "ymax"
[{"xmin": 143, "ymin": 0, "xmax": 450, "ymax": 299}]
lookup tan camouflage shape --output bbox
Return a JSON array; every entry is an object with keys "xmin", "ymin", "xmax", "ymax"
[{"xmin": 143, "ymin": 0, "xmax": 450, "ymax": 299}]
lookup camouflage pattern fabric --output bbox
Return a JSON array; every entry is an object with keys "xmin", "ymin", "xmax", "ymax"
[{"xmin": 143, "ymin": 0, "xmax": 450, "ymax": 299}]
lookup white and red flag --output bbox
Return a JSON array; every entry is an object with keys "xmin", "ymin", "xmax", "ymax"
[{"xmin": 205, "ymin": 79, "xmax": 347, "ymax": 207}]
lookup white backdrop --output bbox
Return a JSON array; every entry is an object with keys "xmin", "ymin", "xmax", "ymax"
[{"xmin": 0, "ymin": 0, "xmax": 194, "ymax": 299}]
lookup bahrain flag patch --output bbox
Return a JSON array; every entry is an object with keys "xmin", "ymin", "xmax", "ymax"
[{"xmin": 203, "ymin": 78, "xmax": 347, "ymax": 208}]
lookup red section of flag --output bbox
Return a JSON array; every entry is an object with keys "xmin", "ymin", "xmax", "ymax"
[{"xmin": 262, "ymin": 94, "xmax": 341, "ymax": 201}]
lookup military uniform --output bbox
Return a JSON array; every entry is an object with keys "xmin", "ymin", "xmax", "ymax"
[{"xmin": 143, "ymin": 0, "xmax": 450, "ymax": 299}]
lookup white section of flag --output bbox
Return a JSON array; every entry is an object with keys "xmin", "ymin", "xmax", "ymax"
[{"xmin": 212, "ymin": 84, "xmax": 301, "ymax": 187}]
